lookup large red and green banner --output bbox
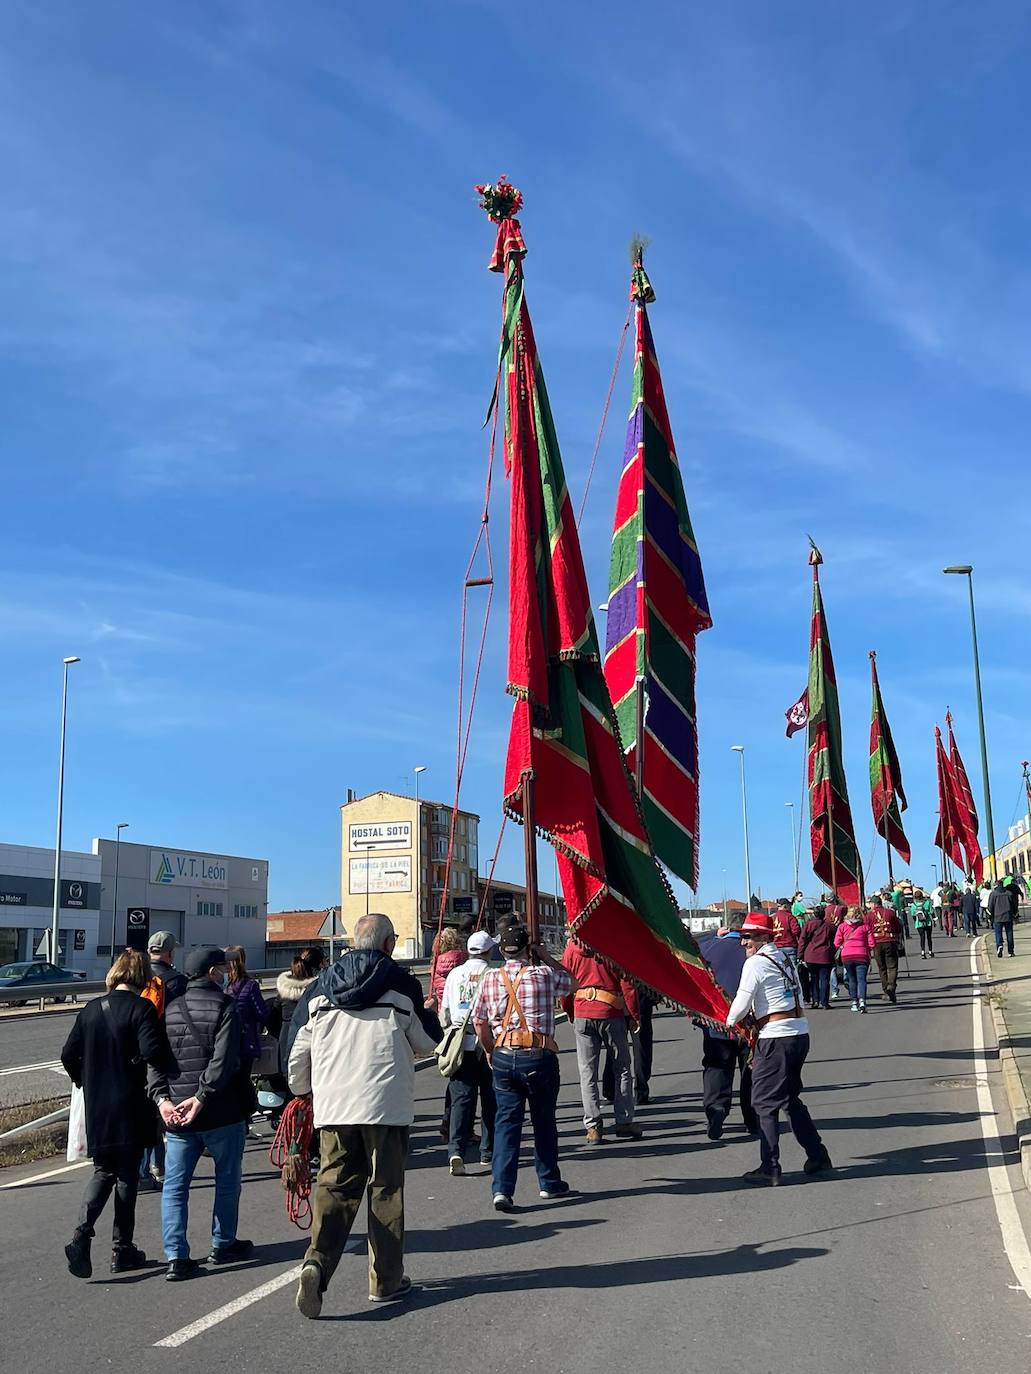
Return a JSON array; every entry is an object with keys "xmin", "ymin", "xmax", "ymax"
[
  {"xmin": 807, "ymin": 549, "xmax": 861, "ymax": 903},
  {"xmin": 603, "ymin": 251, "xmax": 712, "ymax": 890},
  {"xmin": 868, "ymin": 651, "xmax": 911, "ymax": 864},
  {"xmin": 946, "ymin": 712, "xmax": 983, "ymax": 881},
  {"xmin": 478, "ymin": 181, "xmax": 728, "ymax": 1023},
  {"xmin": 934, "ymin": 724, "xmax": 965, "ymax": 871}
]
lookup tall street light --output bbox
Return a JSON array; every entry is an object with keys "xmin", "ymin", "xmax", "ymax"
[
  {"xmin": 944, "ymin": 565, "xmax": 998, "ymax": 878},
  {"xmin": 110, "ymin": 822, "xmax": 129, "ymax": 960},
  {"xmin": 50, "ymin": 656, "xmax": 80, "ymax": 966},
  {"xmin": 413, "ymin": 764, "xmax": 427, "ymax": 805},
  {"xmin": 785, "ymin": 801, "xmax": 799, "ymax": 892},
  {"xmin": 730, "ymin": 746, "xmax": 752, "ymax": 907}
]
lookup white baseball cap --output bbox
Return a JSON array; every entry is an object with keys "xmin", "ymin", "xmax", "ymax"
[{"xmin": 467, "ymin": 930, "xmax": 499, "ymax": 956}]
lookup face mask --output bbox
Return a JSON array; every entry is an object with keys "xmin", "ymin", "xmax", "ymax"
[{"xmin": 220, "ymin": 972, "xmax": 229, "ymax": 990}]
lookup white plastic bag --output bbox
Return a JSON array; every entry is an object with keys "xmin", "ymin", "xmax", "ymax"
[{"xmin": 66, "ymin": 1084, "xmax": 88, "ymax": 1163}]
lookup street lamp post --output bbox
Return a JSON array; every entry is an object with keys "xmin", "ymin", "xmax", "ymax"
[
  {"xmin": 110, "ymin": 822, "xmax": 128, "ymax": 959},
  {"xmin": 944, "ymin": 566, "xmax": 998, "ymax": 879},
  {"xmin": 50, "ymin": 656, "xmax": 80, "ymax": 966},
  {"xmin": 785, "ymin": 802, "xmax": 799, "ymax": 892},
  {"xmin": 730, "ymin": 746, "xmax": 752, "ymax": 908},
  {"xmin": 413, "ymin": 765, "xmax": 427, "ymax": 935}
]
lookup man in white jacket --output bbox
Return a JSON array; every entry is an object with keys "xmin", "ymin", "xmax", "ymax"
[{"xmin": 288, "ymin": 913, "xmax": 439, "ymax": 1317}]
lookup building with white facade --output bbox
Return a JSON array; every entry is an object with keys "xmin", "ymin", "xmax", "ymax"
[
  {"xmin": 0, "ymin": 838, "xmax": 269, "ymax": 977},
  {"xmin": 0, "ymin": 842, "xmax": 101, "ymax": 971}
]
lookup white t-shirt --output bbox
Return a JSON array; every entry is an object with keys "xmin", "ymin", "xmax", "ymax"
[
  {"xmin": 726, "ymin": 945, "xmax": 809, "ymax": 1040},
  {"xmin": 441, "ymin": 957, "xmax": 491, "ymax": 1052}
]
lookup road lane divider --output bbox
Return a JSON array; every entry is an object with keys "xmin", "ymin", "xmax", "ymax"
[
  {"xmin": 970, "ymin": 939, "xmax": 1031, "ymax": 1300},
  {"xmin": 154, "ymin": 1265, "xmax": 305, "ymax": 1346},
  {"xmin": 0, "ymin": 1160, "xmax": 89, "ymax": 1190}
]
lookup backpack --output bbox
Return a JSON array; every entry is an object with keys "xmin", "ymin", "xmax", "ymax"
[{"xmin": 141, "ymin": 975, "xmax": 166, "ymax": 1018}]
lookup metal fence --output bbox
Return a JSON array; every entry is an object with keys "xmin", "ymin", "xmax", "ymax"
[{"xmin": 0, "ymin": 962, "xmax": 433, "ymax": 1011}]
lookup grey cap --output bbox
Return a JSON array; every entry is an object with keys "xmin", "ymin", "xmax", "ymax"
[{"xmin": 147, "ymin": 930, "xmax": 177, "ymax": 953}]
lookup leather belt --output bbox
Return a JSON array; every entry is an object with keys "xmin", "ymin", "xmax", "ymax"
[{"xmin": 576, "ymin": 987, "xmax": 625, "ymax": 1011}]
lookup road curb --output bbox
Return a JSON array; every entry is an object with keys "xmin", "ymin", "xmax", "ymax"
[{"xmin": 977, "ymin": 939, "xmax": 1031, "ymax": 1193}]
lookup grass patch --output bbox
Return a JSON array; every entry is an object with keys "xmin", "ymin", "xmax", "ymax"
[{"xmin": 0, "ymin": 1097, "xmax": 69, "ymax": 1168}]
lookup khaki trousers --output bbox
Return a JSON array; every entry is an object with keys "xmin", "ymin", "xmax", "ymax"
[{"xmin": 305, "ymin": 1124, "xmax": 408, "ymax": 1298}]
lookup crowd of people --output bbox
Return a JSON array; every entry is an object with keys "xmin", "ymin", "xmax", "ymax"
[{"xmin": 56, "ymin": 880, "xmax": 1022, "ymax": 1311}]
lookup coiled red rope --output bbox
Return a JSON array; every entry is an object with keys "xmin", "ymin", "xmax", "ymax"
[{"xmin": 269, "ymin": 1097, "xmax": 315, "ymax": 1230}]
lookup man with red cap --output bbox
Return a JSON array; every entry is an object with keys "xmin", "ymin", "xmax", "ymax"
[{"xmin": 726, "ymin": 912, "xmax": 832, "ymax": 1186}]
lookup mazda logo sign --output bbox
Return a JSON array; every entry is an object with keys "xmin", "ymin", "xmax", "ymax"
[{"xmin": 128, "ymin": 910, "xmax": 147, "ymax": 927}]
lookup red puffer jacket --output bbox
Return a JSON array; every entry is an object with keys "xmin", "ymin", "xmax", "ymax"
[{"xmin": 430, "ymin": 949, "xmax": 466, "ymax": 1006}]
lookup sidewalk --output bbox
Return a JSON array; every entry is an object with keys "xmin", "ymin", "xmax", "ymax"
[{"xmin": 980, "ymin": 913, "xmax": 1031, "ymax": 1191}]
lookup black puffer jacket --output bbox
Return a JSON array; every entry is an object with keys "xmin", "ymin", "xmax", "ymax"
[{"xmin": 147, "ymin": 977, "xmax": 251, "ymax": 1132}]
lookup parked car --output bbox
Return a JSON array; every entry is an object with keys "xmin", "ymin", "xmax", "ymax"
[{"xmin": 0, "ymin": 960, "xmax": 87, "ymax": 1006}]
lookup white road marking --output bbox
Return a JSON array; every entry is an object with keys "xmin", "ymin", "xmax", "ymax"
[
  {"xmin": 0, "ymin": 1061, "xmax": 65, "ymax": 1077},
  {"xmin": 970, "ymin": 940, "xmax": 1031, "ymax": 1299},
  {"xmin": 154, "ymin": 1265, "xmax": 305, "ymax": 1347},
  {"xmin": 0, "ymin": 1160, "xmax": 89, "ymax": 1190}
]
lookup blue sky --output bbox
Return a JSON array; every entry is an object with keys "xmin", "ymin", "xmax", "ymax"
[{"xmin": 3, "ymin": 1, "xmax": 1031, "ymax": 910}]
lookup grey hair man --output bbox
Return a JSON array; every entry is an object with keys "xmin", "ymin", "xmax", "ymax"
[{"xmin": 289, "ymin": 913, "xmax": 440, "ymax": 1318}]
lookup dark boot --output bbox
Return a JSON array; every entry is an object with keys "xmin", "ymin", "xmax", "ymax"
[
  {"xmin": 110, "ymin": 1245, "xmax": 147, "ymax": 1273},
  {"xmin": 65, "ymin": 1229, "xmax": 92, "ymax": 1279}
]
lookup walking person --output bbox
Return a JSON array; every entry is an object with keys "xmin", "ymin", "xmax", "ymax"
[
  {"xmin": 697, "ymin": 924, "xmax": 758, "ymax": 1139},
  {"xmin": 979, "ymin": 881, "xmax": 993, "ymax": 930},
  {"xmin": 440, "ymin": 929, "xmax": 498, "ymax": 1174},
  {"xmin": 797, "ymin": 905, "xmax": 836, "ymax": 1009},
  {"xmin": 961, "ymin": 883, "xmax": 981, "ymax": 938},
  {"xmin": 61, "ymin": 949, "xmax": 177, "ymax": 1278},
  {"xmin": 289, "ymin": 914, "xmax": 439, "ymax": 1316},
  {"xmin": 562, "ymin": 940, "xmax": 642, "ymax": 1146},
  {"xmin": 137, "ymin": 930, "xmax": 188, "ymax": 1191},
  {"xmin": 988, "ymin": 878, "xmax": 1017, "ymax": 957},
  {"xmin": 835, "ymin": 906, "xmax": 875, "ymax": 1013},
  {"xmin": 225, "ymin": 944, "xmax": 271, "ymax": 1077},
  {"xmin": 891, "ymin": 883, "xmax": 911, "ymax": 939},
  {"xmin": 275, "ymin": 946, "xmax": 325, "ymax": 1076},
  {"xmin": 472, "ymin": 922, "xmax": 576, "ymax": 1212},
  {"xmin": 911, "ymin": 890, "xmax": 935, "ymax": 959},
  {"xmin": 148, "ymin": 945, "xmax": 256, "ymax": 1281},
  {"xmin": 427, "ymin": 926, "xmax": 468, "ymax": 1142},
  {"xmin": 725, "ymin": 913, "xmax": 831, "ymax": 1185},
  {"xmin": 865, "ymin": 898, "xmax": 903, "ymax": 1004}
]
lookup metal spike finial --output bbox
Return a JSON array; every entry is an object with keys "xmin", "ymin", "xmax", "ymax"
[{"xmin": 807, "ymin": 536, "xmax": 823, "ymax": 567}]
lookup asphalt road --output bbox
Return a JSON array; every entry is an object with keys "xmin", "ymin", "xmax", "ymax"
[
  {"xmin": 2, "ymin": 936, "xmax": 1030, "ymax": 1373},
  {"xmin": 0, "ymin": 1008, "xmax": 81, "ymax": 1108}
]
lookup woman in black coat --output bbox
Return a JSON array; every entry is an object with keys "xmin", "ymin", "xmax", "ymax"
[{"xmin": 61, "ymin": 948, "xmax": 176, "ymax": 1278}]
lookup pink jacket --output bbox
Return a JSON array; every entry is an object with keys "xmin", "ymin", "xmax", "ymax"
[
  {"xmin": 430, "ymin": 949, "xmax": 466, "ymax": 1006},
  {"xmin": 835, "ymin": 919, "xmax": 875, "ymax": 963}
]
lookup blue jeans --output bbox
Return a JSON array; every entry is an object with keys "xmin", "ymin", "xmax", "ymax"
[
  {"xmin": 139, "ymin": 1131, "xmax": 165, "ymax": 1179},
  {"xmin": 491, "ymin": 1048, "xmax": 562, "ymax": 1198},
  {"xmin": 844, "ymin": 962, "xmax": 868, "ymax": 1003},
  {"xmin": 807, "ymin": 964, "xmax": 831, "ymax": 1007},
  {"xmin": 161, "ymin": 1121, "xmax": 246, "ymax": 1260},
  {"xmin": 994, "ymin": 920, "xmax": 1015, "ymax": 955}
]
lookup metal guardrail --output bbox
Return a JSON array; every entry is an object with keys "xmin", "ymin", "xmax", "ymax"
[
  {"xmin": 0, "ymin": 961, "xmax": 433, "ymax": 1009},
  {"xmin": 0, "ymin": 1106, "xmax": 70, "ymax": 1143}
]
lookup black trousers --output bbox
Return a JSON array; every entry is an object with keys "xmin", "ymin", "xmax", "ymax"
[
  {"xmin": 749, "ymin": 1035, "xmax": 824, "ymax": 1173},
  {"xmin": 602, "ymin": 996, "xmax": 655, "ymax": 1098},
  {"xmin": 77, "ymin": 1147, "xmax": 143, "ymax": 1248},
  {"xmin": 702, "ymin": 1034, "xmax": 756, "ymax": 1132}
]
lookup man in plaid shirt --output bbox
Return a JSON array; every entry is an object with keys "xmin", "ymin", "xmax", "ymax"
[{"xmin": 473, "ymin": 922, "xmax": 577, "ymax": 1212}]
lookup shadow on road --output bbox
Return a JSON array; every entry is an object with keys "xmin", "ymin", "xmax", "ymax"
[{"xmin": 330, "ymin": 1242, "xmax": 830, "ymax": 1320}]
